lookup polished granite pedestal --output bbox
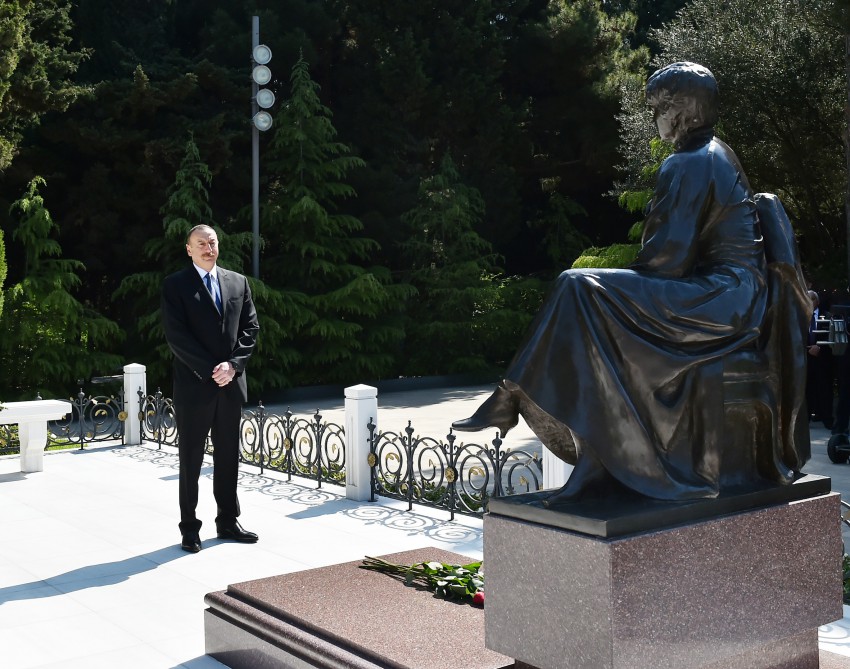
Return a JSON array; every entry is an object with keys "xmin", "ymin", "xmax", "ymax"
[
  {"xmin": 204, "ymin": 547, "xmax": 512, "ymax": 669},
  {"xmin": 484, "ymin": 487, "xmax": 843, "ymax": 669}
]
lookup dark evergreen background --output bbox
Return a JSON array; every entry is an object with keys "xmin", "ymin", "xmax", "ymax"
[{"xmin": 1, "ymin": 0, "xmax": 847, "ymax": 399}]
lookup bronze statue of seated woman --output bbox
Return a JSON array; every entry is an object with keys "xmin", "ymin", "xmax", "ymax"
[{"xmin": 453, "ymin": 62, "xmax": 811, "ymax": 505}]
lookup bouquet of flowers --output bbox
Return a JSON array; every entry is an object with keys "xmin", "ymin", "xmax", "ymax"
[{"xmin": 361, "ymin": 555, "xmax": 485, "ymax": 606}]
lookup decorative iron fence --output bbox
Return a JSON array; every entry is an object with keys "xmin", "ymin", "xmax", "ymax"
[
  {"xmin": 239, "ymin": 404, "xmax": 345, "ymax": 486},
  {"xmin": 50, "ymin": 387, "xmax": 126, "ymax": 447},
  {"xmin": 138, "ymin": 392, "xmax": 346, "ymax": 488},
  {"xmin": 0, "ymin": 383, "xmax": 126, "ymax": 454},
  {"xmin": 139, "ymin": 388, "xmax": 178, "ymax": 448},
  {"xmin": 368, "ymin": 419, "xmax": 543, "ymax": 520},
  {"xmin": 136, "ymin": 390, "xmax": 544, "ymax": 517}
]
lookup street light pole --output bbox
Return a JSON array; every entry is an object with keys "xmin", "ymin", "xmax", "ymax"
[
  {"xmin": 251, "ymin": 15, "xmax": 260, "ymax": 280},
  {"xmin": 249, "ymin": 17, "xmax": 274, "ymax": 280}
]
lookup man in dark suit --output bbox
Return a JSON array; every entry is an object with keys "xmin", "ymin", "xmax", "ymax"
[{"xmin": 161, "ymin": 224, "xmax": 261, "ymax": 553}]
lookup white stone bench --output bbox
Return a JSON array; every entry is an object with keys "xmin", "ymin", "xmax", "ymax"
[{"xmin": 0, "ymin": 400, "xmax": 73, "ymax": 472}]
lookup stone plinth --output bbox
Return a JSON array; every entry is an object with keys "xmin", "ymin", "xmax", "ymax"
[
  {"xmin": 204, "ymin": 547, "xmax": 512, "ymax": 669},
  {"xmin": 484, "ymin": 492, "xmax": 843, "ymax": 669}
]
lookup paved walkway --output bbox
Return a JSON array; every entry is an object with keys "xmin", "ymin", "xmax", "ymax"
[{"xmin": 0, "ymin": 384, "xmax": 848, "ymax": 668}]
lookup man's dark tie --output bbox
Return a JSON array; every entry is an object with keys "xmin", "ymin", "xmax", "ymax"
[
  {"xmin": 205, "ymin": 273, "xmax": 222, "ymax": 314},
  {"xmin": 809, "ymin": 314, "xmax": 816, "ymax": 345}
]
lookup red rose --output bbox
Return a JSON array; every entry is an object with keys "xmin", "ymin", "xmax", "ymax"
[{"xmin": 472, "ymin": 591, "xmax": 485, "ymax": 606}]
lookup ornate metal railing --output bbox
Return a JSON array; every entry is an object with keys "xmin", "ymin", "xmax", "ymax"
[
  {"xmin": 139, "ymin": 388, "xmax": 178, "ymax": 448},
  {"xmin": 50, "ymin": 387, "xmax": 126, "ymax": 447},
  {"xmin": 239, "ymin": 404, "xmax": 345, "ymax": 486},
  {"xmin": 135, "ymin": 390, "xmax": 543, "ymax": 514},
  {"xmin": 0, "ymin": 381, "xmax": 126, "ymax": 454},
  {"xmin": 138, "ymin": 393, "xmax": 346, "ymax": 488},
  {"xmin": 368, "ymin": 420, "xmax": 543, "ymax": 520}
]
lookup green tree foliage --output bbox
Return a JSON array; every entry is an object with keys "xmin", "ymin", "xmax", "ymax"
[
  {"xmin": 504, "ymin": 0, "xmax": 649, "ymax": 272},
  {"xmin": 331, "ymin": 0, "xmax": 648, "ymax": 279},
  {"xmin": 572, "ymin": 243, "xmax": 640, "ymax": 269},
  {"xmin": 635, "ymin": 0, "xmax": 846, "ymax": 282},
  {"xmin": 0, "ymin": 0, "xmax": 89, "ymax": 170},
  {"xmin": 0, "ymin": 1, "xmax": 689, "ymax": 393},
  {"xmin": 0, "ymin": 228, "xmax": 6, "ymax": 318},
  {"xmin": 601, "ymin": 0, "xmax": 690, "ymax": 50},
  {"xmin": 262, "ymin": 54, "xmax": 412, "ymax": 386},
  {"xmin": 400, "ymin": 154, "xmax": 542, "ymax": 374},
  {"xmin": 117, "ymin": 133, "xmax": 243, "ymax": 386},
  {"xmin": 331, "ymin": 0, "xmax": 525, "ymax": 251},
  {"xmin": 527, "ymin": 193, "xmax": 592, "ymax": 273},
  {"xmin": 0, "ymin": 177, "xmax": 122, "ymax": 399}
]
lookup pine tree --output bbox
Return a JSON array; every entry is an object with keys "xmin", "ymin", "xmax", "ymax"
[
  {"xmin": 0, "ymin": 0, "xmax": 89, "ymax": 170},
  {"xmin": 399, "ymin": 153, "xmax": 540, "ymax": 374},
  {"xmin": 0, "ymin": 228, "xmax": 6, "ymax": 319},
  {"xmin": 117, "ymin": 133, "xmax": 214, "ymax": 385},
  {"xmin": 261, "ymin": 54, "xmax": 412, "ymax": 386},
  {"xmin": 0, "ymin": 177, "xmax": 122, "ymax": 399}
]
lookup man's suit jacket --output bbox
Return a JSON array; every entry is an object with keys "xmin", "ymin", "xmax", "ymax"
[{"xmin": 161, "ymin": 265, "xmax": 260, "ymax": 406}]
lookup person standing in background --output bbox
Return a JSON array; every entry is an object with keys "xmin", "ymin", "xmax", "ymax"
[
  {"xmin": 806, "ymin": 290, "xmax": 834, "ymax": 429},
  {"xmin": 161, "ymin": 224, "xmax": 260, "ymax": 553}
]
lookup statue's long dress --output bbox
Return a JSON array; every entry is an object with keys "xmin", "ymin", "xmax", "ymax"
[{"xmin": 506, "ymin": 130, "xmax": 784, "ymax": 501}]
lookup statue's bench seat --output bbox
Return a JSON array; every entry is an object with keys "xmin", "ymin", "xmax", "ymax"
[{"xmin": 0, "ymin": 400, "xmax": 72, "ymax": 472}]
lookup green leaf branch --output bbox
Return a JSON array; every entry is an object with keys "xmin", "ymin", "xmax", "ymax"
[{"xmin": 361, "ymin": 556, "xmax": 484, "ymax": 604}]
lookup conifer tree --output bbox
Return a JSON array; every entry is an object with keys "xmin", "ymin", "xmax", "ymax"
[
  {"xmin": 0, "ymin": 0, "xmax": 89, "ymax": 170},
  {"xmin": 0, "ymin": 177, "xmax": 122, "ymax": 399},
  {"xmin": 262, "ymin": 54, "xmax": 412, "ymax": 386},
  {"xmin": 117, "ymin": 133, "xmax": 221, "ymax": 386},
  {"xmin": 0, "ymin": 228, "xmax": 6, "ymax": 319},
  {"xmin": 400, "ymin": 153, "xmax": 539, "ymax": 374},
  {"xmin": 118, "ymin": 133, "xmax": 308, "ymax": 396}
]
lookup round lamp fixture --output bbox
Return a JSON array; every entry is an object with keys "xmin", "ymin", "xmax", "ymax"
[
  {"xmin": 252, "ymin": 44, "xmax": 272, "ymax": 65},
  {"xmin": 252, "ymin": 65, "xmax": 272, "ymax": 86},
  {"xmin": 256, "ymin": 88, "xmax": 275, "ymax": 109},
  {"xmin": 253, "ymin": 111, "xmax": 273, "ymax": 131}
]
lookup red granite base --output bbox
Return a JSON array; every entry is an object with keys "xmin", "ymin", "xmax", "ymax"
[
  {"xmin": 204, "ymin": 547, "xmax": 512, "ymax": 669},
  {"xmin": 515, "ymin": 646, "xmax": 850, "ymax": 669},
  {"xmin": 485, "ymin": 493, "xmax": 844, "ymax": 669}
]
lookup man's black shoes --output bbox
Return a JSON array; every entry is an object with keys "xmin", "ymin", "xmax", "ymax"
[
  {"xmin": 181, "ymin": 533, "xmax": 202, "ymax": 553},
  {"xmin": 181, "ymin": 522, "xmax": 258, "ymax": 551},
  {"xmin": 217, "ymin": 521, "xmax": 259, "ymax": 543}
]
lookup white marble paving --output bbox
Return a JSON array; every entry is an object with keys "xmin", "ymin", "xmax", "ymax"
[
  {"xmin": 0, "ymin": 437, "xmax": 484, "ymax": 666},
  {"xmin": 0, "ymin": 386, "xmax": 846, "ymax": 668}
]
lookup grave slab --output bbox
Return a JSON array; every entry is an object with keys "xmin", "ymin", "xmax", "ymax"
[{"xmin": 205, "ymin": 547, "xmax": 511, "ymax": 669}]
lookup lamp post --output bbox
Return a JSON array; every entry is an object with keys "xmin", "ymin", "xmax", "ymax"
[{"xmin": 251, "ymin": 16, "xmax": 274, "ymax": 279}]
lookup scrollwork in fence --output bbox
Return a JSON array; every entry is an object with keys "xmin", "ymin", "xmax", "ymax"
[
  {"xmin": 240, "ymin": 408, "xmax": 344, "ymax": 486},
  {"xmin": 137, "ymin": 392, "xmax": 345, "ymax": 488},
  {"xmin": 368, "ymin": 420, "xmax": 542, "ymax": 519},
  {"xmin": 139, "ymin": 388, "xmax": 178, "ymax": 449},
  {"xmin": 51, "ymin": 388, "xmax": 125, "ymax": 447}
]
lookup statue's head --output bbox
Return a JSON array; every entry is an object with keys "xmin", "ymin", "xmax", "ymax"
[{"xmin": 646, "ymin": 62, "xmax": 718, "ymax": 147}]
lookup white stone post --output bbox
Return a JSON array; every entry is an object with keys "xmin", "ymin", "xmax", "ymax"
[
  {"xmin": 345, "ymin": 384, "xmax": 378, "ymax": 502},
  {"xmin": 542, "ymin": 444, "xmax": 573, "ymax": 490},
  {"xmin": 123, "ymin": 363, "xmax": 146, "ymax": 446}
]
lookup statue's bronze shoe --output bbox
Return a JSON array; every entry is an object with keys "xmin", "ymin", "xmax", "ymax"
[{"xmin": 451, "ymin": 384, "xmax": 519, "ymax": 436}]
